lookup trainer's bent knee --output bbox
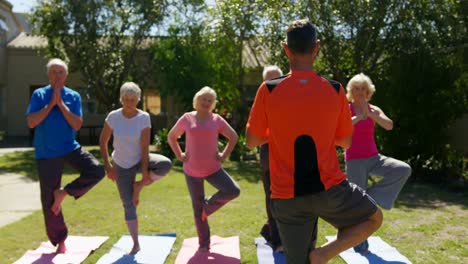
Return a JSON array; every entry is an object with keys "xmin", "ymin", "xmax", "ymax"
[{"xmin": 370, "ymin": 208, "xmax": 383, "ymax": 229}]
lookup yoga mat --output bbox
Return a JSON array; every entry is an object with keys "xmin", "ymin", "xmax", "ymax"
[
  {"xmin": 255, "ymin": 237, "xmax": 286, "ymax": 264},
  {"xmin": 175, "ymin": 235, "xmax": 240, "ymax": 264},
  {"xmin": 14, "ymin": 235, "xmax": 108, "ymax": 264},
  {"xmin": 96, "ymin": 234, "xmax": 176, "ymax": 264},
  {"xmin": 325, "ymin": 236, "xmax": 412, "ymax": 264}
]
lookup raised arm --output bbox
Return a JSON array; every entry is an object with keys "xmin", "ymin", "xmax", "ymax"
[
  {"xmin": 56, "ymin": 90, "xmax": 83, "ymax": 130},
  {"xmin": 368, "ymin": 105, "xmax": 393, "ymax": 130},
  {"xmin": 27, "ymin": 104, "xmax": 54, "ymax": 128},
  {"xmin": 218, "ymin": 123, "xmax": 238, "ymax": 162},
  {"xmin": 167, "ymin": 125, "xmax": 187, "ymax": 162},
  {"xmin": 245, "ymin": 130, "xmax": 267, "ymax": 150},
  {"xmin": 26, "ymin": 91, "xmax": 58, "ymax": 128},
  {"xmin": 99, "ymin": 122, "xmax": 116, "ymax": 181}
]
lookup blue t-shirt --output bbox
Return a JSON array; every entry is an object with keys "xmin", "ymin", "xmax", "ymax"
[{"xmin": 25, "ymin": 85, "xmax": 82, "ymax": 159}]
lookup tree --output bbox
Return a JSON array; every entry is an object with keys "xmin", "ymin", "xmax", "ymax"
[
  {"xmin": 261, "ymin": 0, "xmax": 467, "ymax": 179},
  {"xmin": 32, "ymin": 0, "xmax": 168, "ymax": 110},
  {"xmin": 152, "ymin": 0, "xmax": 266, "ymax": 128}
]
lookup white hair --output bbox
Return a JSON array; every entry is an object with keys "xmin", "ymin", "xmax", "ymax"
[
  {"xmin": 262, "ymin": 65, "xmax": 283, "ymax": 80},
  {"xmin": 193, "ymin": 86, "xmax": 217, "ymax": 110},
  {"xmin": 119, "ymin": 82, "xmax": 141, "ymax": 102},
  {"xmin": 46, "ymin": 58, "xmax": 68, "ymax": 74}
]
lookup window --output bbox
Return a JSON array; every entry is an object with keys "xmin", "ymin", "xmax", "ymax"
[
  {"xmin": 82, "ymin": 100, "xmax": 97, "ymax": 114},
  {"xmin": 0, "ymin": 18, "xmax": 8, "ymax": 32},
  {"xmin": 76, "ymin": 87, "xmax": 98, "ymax": 114},
  {"xmin": 143, "ymin": 89, "xmax": 161, "ymax": 115}
]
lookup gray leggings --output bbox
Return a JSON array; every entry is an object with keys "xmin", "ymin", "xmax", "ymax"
[
  {"xmin": 115, "ymin": 153, "xmax": 172, "ymax": 221},
  {"xmin": 346, "ymin": 154, "xmax": 411, "ymax": 210},
  {"xmin": 185, "ymin": 169, "xmax": 241, "ymax": 248}
]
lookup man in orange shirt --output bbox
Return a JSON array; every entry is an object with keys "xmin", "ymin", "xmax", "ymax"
[{"xmin": 246, "ymin": 19, "xmax": 383, "ymax": 264}]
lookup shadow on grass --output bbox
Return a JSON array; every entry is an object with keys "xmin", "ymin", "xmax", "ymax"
[
  {"xmin": 0, "ymin": 149, "xmax": 103, "ymax": 181},
  {"xmin": 394, "ymin": 181, "xmax": 468, "ymax": 210},
  {"xmin": 2, "ymin": 151, "xmax": 465, "ymax": 209}
]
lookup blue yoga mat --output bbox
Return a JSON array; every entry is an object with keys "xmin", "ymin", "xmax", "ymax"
[
  {"xmin": 255, "ymin": 237, "xmax": 286, "ymax": 264},
  {"xmin": 97, "ymin": 234, "xmax": 176, "ymax": 264},
  {"xmin": 325, "ymin": 236, "xmax": 412, "ymax": 264}
]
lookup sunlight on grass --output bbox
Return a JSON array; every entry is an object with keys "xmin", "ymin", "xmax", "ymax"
[{"xmin": 0, "ymin": 149, "xmax": 467, "ymax": 263}]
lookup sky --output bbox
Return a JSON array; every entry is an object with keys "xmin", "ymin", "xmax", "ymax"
[
  {"xmin": 8, "ymin": 0, "xmax": 38, "ymax": 13},
  {"xmin": 8, "ymin": 0, "xmax": 215, "ymax": 13}
]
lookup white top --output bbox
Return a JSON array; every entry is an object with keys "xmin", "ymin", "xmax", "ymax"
[{"xmin": 105, "ymin": 108, "xmax": 151, "ymax": 169}]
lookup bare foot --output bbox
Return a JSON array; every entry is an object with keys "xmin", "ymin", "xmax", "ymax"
[
  {"xmin": 198, "ymin": 246, "xmax": 209, "ymax": 252},
  {"xmin": 275, "ymin": 245, "xmax": 284, "ymax": 253},
  {"xmin": 51, "ymin": 189, "xmax": 67, "ymax": 216},
  {"xmin": 129, "ymin": 244, "xmax": 140, "ymax": 255},
  {"xmin": 56, "ymin": 240, "xmax": 66, "ymax": 253},
  {"xmin": 149, "ymin": 171, "xmax": 163, "ymax": 182},
  {"xmin": 133, "ymin": 181, "xmax": 144, "ymax": 206}
]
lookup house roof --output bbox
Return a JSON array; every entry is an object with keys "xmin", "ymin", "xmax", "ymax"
[
  {"xmin": 7, "ymin": 32, "xmax": 47, "ymax": 49},
  {"xmin": 6, "ymin": 32, "xmax": 270, "ymax": 68},
  {"xmin": 243, "ymin": 40, "xmax": 269, "ymax": 69},
  {"xmin": 0, "ymin": 0, "xmax": 13, "ymax": 10}
]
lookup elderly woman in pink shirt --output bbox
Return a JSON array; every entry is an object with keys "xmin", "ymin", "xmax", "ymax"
[
  {"xmin": 345, "ymin": 73, "xmax": 411, "ymax": 253},
  {"xmin": 167, "ymin": 86, "xmax": 240, "ymax": 252}
]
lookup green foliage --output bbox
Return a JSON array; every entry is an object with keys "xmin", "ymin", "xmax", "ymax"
[
  {"xmin": 32, "ymin": 0, "xmax": 168, "ymax": 111},
  {"xmin": 154, "ymin": 128, "xmax": 175, "ymax": 160},
  {"xmin": 373, "ymin": 43, "xmax": 466, "ymax": 181},
  {"xmin": 150, "ymin": 0, "xmax": 250, "ymax": 118},
  {"xmin": 261, "ymin": 0, "xmax": 467, "ymax": 182},
  {"xmin": 31, "ymin": 0, "xmax": 466, "ymax": 182},
  {"xmin": 229, "ymin": 133, "xmax": 253, "ymax": 162}
]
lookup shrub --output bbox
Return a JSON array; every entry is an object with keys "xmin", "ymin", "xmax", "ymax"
[{"xmin": 154, "ymin": 128, "xmax": 175, "ymax": 160}]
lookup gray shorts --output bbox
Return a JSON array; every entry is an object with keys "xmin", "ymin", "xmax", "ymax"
[
  {"xmin": 271, "ymin": 180, "xmax": 378, "ymax": 264},
  {"xmin": 272, "ymin": 180, "xmax": 377, "ymax": 228}
]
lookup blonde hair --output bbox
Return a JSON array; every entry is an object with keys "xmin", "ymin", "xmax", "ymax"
[
  {"xmin": 346, "ymin": 73, "xmax": 376, "ymax": 102},
  {"xmin": 46, "ymin": 58, "xmax": 68, "ymax": 74},
  {"xmin": 119, "ymin": 82, "xmax": 141, "ymax": 103},
  {"xmin": 193, "ymin": 86, "xmax": 217, "ymax": 111}
]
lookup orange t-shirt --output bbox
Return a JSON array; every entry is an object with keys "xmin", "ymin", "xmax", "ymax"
[{"xmin": 247, "ymin": 70, "xmax": 353, "ymax": 199}]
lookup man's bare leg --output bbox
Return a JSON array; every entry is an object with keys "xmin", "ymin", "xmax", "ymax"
[
  {"xmin": 51, "ymin": 189, "xmax": 68, "ymax": 216},
  {"xmin": 309, "ymin": 208, "xmax": 383, "ymax": 264}
]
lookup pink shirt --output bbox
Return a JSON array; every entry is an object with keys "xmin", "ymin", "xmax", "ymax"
[
  {"xmin": 344, "ymin": 104, "xmax": 378, "ymax": 160},
  {"xmin": 173, "ymin": 111, "xmax": 228, "ymax": 177}
]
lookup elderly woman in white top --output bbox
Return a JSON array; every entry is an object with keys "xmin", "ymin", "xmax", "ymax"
[{"xmin": 99, "ymin": 82, "xmax": 172, "ymax": 254}]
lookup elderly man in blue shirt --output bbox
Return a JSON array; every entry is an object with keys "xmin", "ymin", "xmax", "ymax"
[{"xmin": 26, "ymin": 58, "xmax": 105, "ymax": 253}]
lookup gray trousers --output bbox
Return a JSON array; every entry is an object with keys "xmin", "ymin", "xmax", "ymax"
[
  {"xmin": 346, "ymin": 154, "xmax": 411, "ymax": 210},
  {"xmin": 185, "ymin": 168, "xmax": 241, "ymax": 248},
  {"xmin": 37, "ymin": 147, "xmax": 105, "ymax": 245},
  {"xmin": 115, "ymin": 153, "xmax": 172, "ymax": 221}
]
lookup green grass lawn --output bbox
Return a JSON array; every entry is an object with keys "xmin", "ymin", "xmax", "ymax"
[{"xmin": 0, "ymin": 149, "xmax": 467, "ymax": 263}]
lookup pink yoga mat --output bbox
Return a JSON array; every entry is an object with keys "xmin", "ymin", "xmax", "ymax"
[
  {"xmin": 14, "ymin": 235, "xmax": 108, "ymax": 264},
  {"xmin": 175, "ymin": 235, "xmax": 240, "ymax": 264}
]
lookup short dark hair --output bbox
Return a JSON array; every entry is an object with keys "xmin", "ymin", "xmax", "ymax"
[{"xmin": 286, "ymin": 19, "xmax": 317, "ymax": 54}]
